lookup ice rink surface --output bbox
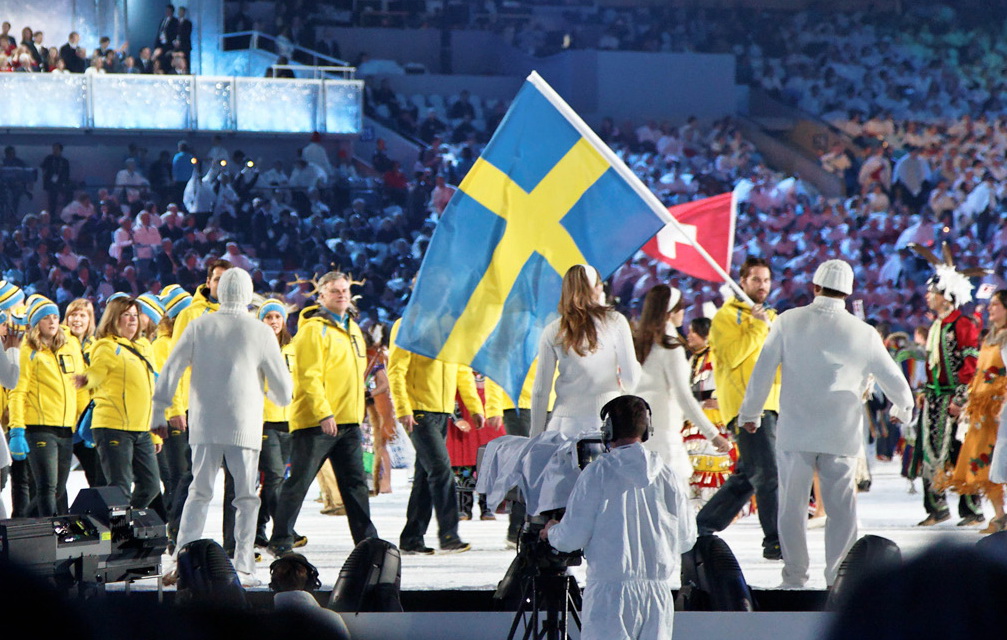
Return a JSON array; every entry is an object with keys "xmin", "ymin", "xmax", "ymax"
[{"xmin": 4, "ymin": 455, "xmax": 995, "ymax": 592}]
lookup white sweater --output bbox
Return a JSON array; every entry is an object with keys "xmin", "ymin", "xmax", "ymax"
[
  {"xmin": 530, "ymin": 311, "xmax": 641, "ymax": 436},
  {"xmin": 739, "ymin": 296, "xmax": 914, "ymax": 457},
  {"xmin": 151, "ymin": 308, "xmax": 293, "ymax": 450}
]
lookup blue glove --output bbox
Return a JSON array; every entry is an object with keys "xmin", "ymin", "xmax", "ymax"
[
  {"xmin": 8, "ymin": 428, "xmax": 29, "ymax": 461},
  {"xmin": 77, "ymin": 418, "xmax": 95, "ymax": 449}
]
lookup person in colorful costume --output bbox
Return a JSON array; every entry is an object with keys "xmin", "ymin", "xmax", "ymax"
[
  {"xmin": 951, "ymin": 289, "xmax": 1007, "ymax": 533},
  {"xmin": 909, "ymin": 243, "xmax": 987, "ymax": 526}
]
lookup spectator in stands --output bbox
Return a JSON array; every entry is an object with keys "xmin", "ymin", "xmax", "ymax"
[
  {"xmin": 302, "ymin": 133, "xmax": 333, "ymax": 180},
  {"xmin": 59, "ymin": 32, "xmax": 85, "ymax": 73},
  {"xmin": 115, "ymin": 158, "xmax": 151, "ymax": 206},
  {"xmin": 448, "ymin": 90, "xmax": 476, "ymax": 120},
  {"xmin": 171, "ymin": 141, "xmax": 195, "ymax": 207},
  {"xmin": 155, "ymin": 4, "xmax": 179, "ymax": 68},
  {"xmin": 419, "ymin": 109, "xmax": 448, "ymax": 144},
  {"xmin": 40, "ymin": 143, "xmax": 71, "ymax": 215},
  {"xmin": 175, "ymin": 6, "xmax": 192, "ymax": 65}
]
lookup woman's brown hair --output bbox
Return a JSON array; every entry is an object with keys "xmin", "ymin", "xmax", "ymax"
[
  {"xmin": 633, "ymin": 284, "xmax": 685, "ymax": 364},
  {"xmin": 95, "ymin": 298, "xmax": 140, "ymax": 341},
  {"xmin": 556, "ymin": 265, "xmax": 608, "ymax": 356}
]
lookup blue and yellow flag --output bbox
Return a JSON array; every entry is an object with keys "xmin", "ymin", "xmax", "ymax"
[{"xmin": 396, "ymin": 72, "xmax": 670, "ymax": 402}]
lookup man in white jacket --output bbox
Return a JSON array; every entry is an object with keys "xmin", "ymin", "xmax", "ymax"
[
  {"xmin": 152, "ymin": 268, "xmax": 293, "ymax": 586},
  {"xmin": 543, "ymin": 395, "xmax": 695, "ymax": 640},
  {"xmin": 738, "ymin": 260, "xmax": 914, "ymax": 588}
]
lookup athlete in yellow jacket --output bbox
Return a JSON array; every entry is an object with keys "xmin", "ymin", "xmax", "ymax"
[
  {"xmin": 78, "ymin": 297, "xmax": 160, "ymax": 508},
  {"xmin": 697, "ymin": 258, "xmax": 782, "ymax": 561},
  {"xmin": 268, "ymin": 272, "xmax": 377, "ymax": 554},
  {"xmin": 8, "ymin": 297, "xmax": 88, "ymax": 516},
  {"xmin": 388, "ymin": 317, "xmax": 482, "ymax": 554}
]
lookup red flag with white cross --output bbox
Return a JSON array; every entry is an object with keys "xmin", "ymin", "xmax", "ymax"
[{"xmin": 641, "ymin": 192, "xmax": 736, "ymax": 283}]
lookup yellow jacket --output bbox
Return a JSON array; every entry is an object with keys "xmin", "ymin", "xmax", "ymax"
[
  {"xmin": 166, "ymin": 285, "xmax": 216, "ymax": 418},
  {"xmin": 84, "ymin": 336, "xmax": 156, "ymax": 432},
  {"xmin": 387, "ymin": 319, "xmax": 483, "ymax": 418},
  {"xmin": 709, "ymin": 297, "xmax": 780, "ymax": 423},
  {"xmin": 290, "ymin": 306, "xmax": 366, "ymax": 430},
  {"xmin": 264, "ymin": 341, "xmax": 296, "ymax": 423},
  {"xmin": 10, "ymin": 341, "xmax": 89, "ymax": 430}
]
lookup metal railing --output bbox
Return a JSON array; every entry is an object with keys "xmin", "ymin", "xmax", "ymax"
[{"xmin": 221, "ymin": 30, "xmax": 355, "ymax": 77}]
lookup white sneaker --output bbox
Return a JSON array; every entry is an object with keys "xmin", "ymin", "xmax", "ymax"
[
  {"xmin": 237, "ymin": 571, "xmax": 262, "ymax": 588},
  {"xmin": 807, "ymin": 515, "xmax": 827, "ymax": 530}
]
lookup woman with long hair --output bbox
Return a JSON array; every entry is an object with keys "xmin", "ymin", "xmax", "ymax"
[
  {"xmin": 633, "ymin": 285, "xmax": 730, "ymax": 482},
  {"xmin": 951, "ymin": 289, "xmax": 1007, "ymax": 533},
  {"xmin": 257, "ymin": 298, "xmax": 296, "ymax": 535},
  {"xmin": 74, "ymin": 297, "xmax": 160, "ymax": 508},
  {"xmin": 8, "ymin": 297, "xmax": 88, "ymax": 516},
  {"xmin": 63, "ymin": 297, "xmax": 103, "ymax": 488},
  {"xmin": 530, "ymin": 264, "xmax": 640, "ymax": 437}
]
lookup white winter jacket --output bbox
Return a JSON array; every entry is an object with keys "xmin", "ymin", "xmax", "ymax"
[
  {"xmin": 151, "ymin": 270, "xmax": 293, "ymax": 450},
  {"xmin": 530, "ymin": 311, "xmax": 640, "ymax": 437},
  {"xmin": 739, "ymin": 296, "xmax": 914, "ymax": 457}
]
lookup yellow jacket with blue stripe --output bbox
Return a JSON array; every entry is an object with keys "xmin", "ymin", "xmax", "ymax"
[
  {"xmin": 290, "ymin": 305, "xmax": 366, "ymax": 430},
  {"xmin": 166, "ymin": 285, "xmax": 216, "ymax": 418},
  {"xmin": 709, "ymin": 297, "xmax": 780, "ymax": 423},
  {"xmin": 264, "ymin": 341, "xmax": 296, "ymax": 423},
  {"xmin": 387, "ymin": 319, "xmax": 483, "ymax": 419},
  {"xmin": 10, "ymin": 341, "xmax": 88, "ymax": 430},
  {"xmin": 84, "ymin": 336, "xmax": 156, "ymax": 432}
]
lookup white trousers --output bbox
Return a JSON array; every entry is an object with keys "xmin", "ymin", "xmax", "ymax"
[
  {"xmin": 582, "ymin": 579, "xmax": 674, "ymax": 640},
  {"xmin": 777, "ymin": 449, "xmax": 858, "ymax": 587},
  {"xmin": 175, "ymin": 444, "xmax": 260, "ymax": 574}
]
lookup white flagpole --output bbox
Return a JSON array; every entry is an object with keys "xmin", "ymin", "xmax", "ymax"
[{"xmin": 526, "ymin": 71, "xmax": 754, "ymax": 306}]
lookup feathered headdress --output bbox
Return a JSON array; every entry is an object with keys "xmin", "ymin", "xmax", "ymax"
[{"xmin": 909, "ymin": 242, "xmax": 990, "ymax": 308}]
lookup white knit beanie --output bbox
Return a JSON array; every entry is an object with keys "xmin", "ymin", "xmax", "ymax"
[
  {"xmin": 217, "ymin": 268, "xmax": 253, "ymax": 311},
  {"xmin": 812, "ymin": 260, "xmax": 854, "ymax": 296}
]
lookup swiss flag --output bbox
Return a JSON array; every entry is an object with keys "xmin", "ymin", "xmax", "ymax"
[{"xmin": 641, "ymin": 192, "xmax": 735, "ymax": 283}]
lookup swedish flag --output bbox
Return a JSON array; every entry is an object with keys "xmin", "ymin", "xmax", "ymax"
[{"xmin": 396, "ymin": 72, "xmax": 670, "ymax": 402}]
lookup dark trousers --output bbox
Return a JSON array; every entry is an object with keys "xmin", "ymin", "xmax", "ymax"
[
  {"xmin": 9, "ymin": 458, "xmax": 34, "ymax": 517},
  {"xmin": 74, "ymin": 441, "xmax": 106, "ymax": 487},
  {"xmin": 696, "ymin": 412, "xmax": 780, "ymax": 551},
  {"xmin": 164, "ymin": 425, "xmax": 192, "ymax": 541},
  {"xmin": 270, "ymin": 424, "xmax": 376, "ymax": 548},
  {"xmin": 26, "ymin": 426, "xmax": 74, "ymax": 517},
  {"xmin": 157, "ymin": 447, "xmax": 174, "ymax": 510},
  {"xmin": 503, "ymin": 408, "xmax": 531, "ymax": 541},
  {"xmin": 257, "ymin": 425, "xmax": 292, "ymax": 539},
  {"xmin": 93, "ymin": 429, "xmax": 161, "ymax": 509},
  {"xmin": 400, "ymin": 412, "xmax": 462, "ymax": 549}
]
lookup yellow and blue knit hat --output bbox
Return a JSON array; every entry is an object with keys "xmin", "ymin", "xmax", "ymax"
[
  {"xmin": 257, "ymin": 298, "xmax": 288, "ymax": 321},
  {"xmin": 27, "ymin": 296, "xmax": 59, "ymax": 328},
  {"xmin": 136, "ymin": 292, "xmax": 165, "ymax": 324},
  {"xmin": 160, "ymin": 284, "xmax": 192, "ymax": 319},
  {"xmin": 0, "ymin": 280, "xmax": 24, "ymax": 312}
]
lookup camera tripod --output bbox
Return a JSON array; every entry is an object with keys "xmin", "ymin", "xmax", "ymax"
[{"xmin": 506, "ymin": 567, "xmax": 582, "ymax": 640}]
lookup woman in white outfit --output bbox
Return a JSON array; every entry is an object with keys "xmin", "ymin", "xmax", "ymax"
[
  {"xmin": 633, "ymin": 285, "xmax": 730, "ymax": 482},
  {"xmin": 530, "ymin": 265, "xmax": 640, "ymax": 438}
]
